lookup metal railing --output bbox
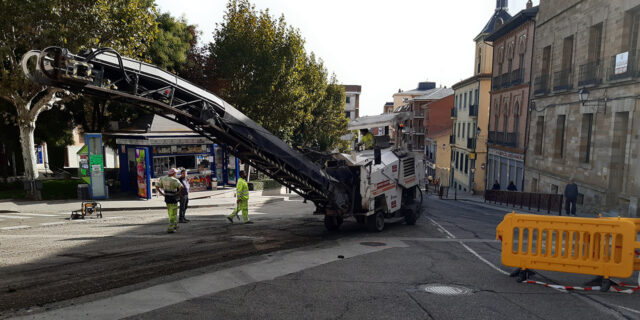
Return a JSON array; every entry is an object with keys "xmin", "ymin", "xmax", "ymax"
[
  {"xmin": 487, "ymin": 131, "xmax": 517, "ymax": 147},
  {"xmin": 468, "ymin": 104, "xmax": 478, "ymax": 117},
  {"xmin": 511, "ymin": 68, "xmax": 524, "ymax": 85},
  {"xmin": 492, "ymin": 76, "xmax": 501, "ymax": 90},
  {"xmin": 578, "ymin": 60, "xmax": 602, "ymax": 87},
  {"xmin": 484, "ymin": 190, "xmax": 563, "ymax": 214},
  {"xmin": 501, "ymin": 72, "xmax": 511, "ymax": 88},
  {"xmin": 533, "ymin": 75, "xmax": 549, "ymax": 95},
  {"xmin": 608, "ymin": 51, "xmax": 638, "ymax": 81},
  {"xmin": 553, "ymin": 68, "xmax": 573, "ymax": 91}
]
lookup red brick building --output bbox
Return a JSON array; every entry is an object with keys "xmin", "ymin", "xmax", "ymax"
[{"xmin": 424, "ymin": 93, "xmax": 454, "ymax": 179}]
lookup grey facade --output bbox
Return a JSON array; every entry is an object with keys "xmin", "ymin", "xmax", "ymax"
[{"xmin": 526, "ymin": 0, "xmax": 640, "ymax": 216}]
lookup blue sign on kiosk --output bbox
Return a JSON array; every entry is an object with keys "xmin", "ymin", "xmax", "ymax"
[{"xmin": 85, "ymin": 133, "xmax": 108, "ymax": 199}]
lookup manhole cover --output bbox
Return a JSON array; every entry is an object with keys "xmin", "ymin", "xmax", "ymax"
[
  {"xmin": 360, "ymin": 241, "xmax": 386, "ymax": 247},
  {"xmin": 418, "ymin": 284, "xmax": 473, "ymax": 296}
]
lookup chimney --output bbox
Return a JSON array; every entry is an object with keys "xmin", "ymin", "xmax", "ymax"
[{"xmin": 526, "ymin": 0, "xmax": 532, "ymax": 9}]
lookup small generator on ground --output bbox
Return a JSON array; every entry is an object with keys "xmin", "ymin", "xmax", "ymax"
[{"xmin": 70, "ymin": 202, "xmax": 103, "ymax": 220}]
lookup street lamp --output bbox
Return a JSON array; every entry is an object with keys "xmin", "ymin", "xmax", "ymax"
[
  {"xmin": 578, "ymin": 87, "xmax": 589, "ymax": 105},
  {"xmin": 442, "ymin": 143, "xmax": 446, "ymax": 150}
]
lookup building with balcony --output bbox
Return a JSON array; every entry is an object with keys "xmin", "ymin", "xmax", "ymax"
[
  {"xmin": 397, "ymin": 85, "xmax": 451, "ymax": 158},
  {"xmin": 526, "ymin": 0, "xmax": 640, "ymax": 217},
  {"xmin": 450, "ymin": 1, "xmax": 511, "ymax": 193},
  {"xmin": 392, "ymin": 81, "xmax": 437, "ymax": 110},
  {"xmin": 486, "ymin": 4, "xmax": 538, "ymax": 191},
  {"xmin": 423, "ymin": 91, "xmax": 454, "ymax": 182},
  {"xmin": 342, "ymin": 85, "xmax": 361, "ymax": 121}
]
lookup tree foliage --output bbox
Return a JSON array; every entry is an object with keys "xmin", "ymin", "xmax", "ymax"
[
  {"xmin": 206, "ymin": 0, "xmax": 348, "ymax": 151},
  {"xmin": 147, "ymin": 12, "xmax": 195, "ymax": 73},
  {"xmin": 0, "ymin": 0, "xmax": 158, "ymax": 186}
]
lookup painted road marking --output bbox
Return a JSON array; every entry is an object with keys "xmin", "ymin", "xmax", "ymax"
[
  {"xmin": 428, "ymin": 217, "xmax": 507, "ymax": 276},
  {"xmin": 0, "ymin": 225, "xmax": 31, "ymax": 230},
  {"xmin": 7, "ymin": 212, "xmax": 58, "ymax": 217},
  {"xmin": 40, "ymin": 222, "xmax": 66, "ymax": 226},
  {"xmin": 0, "ymin": 214, "xmax": 32, "ymax": 219}
]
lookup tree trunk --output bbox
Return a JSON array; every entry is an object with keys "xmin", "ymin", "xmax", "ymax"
[{"xmin": 19, "ymin": 121, "xmax": 42, "ymax": 200}]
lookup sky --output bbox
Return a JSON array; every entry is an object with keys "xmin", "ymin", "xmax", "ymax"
[{"xmin": 155, "ymin": 0, "xmax": 540, "ymax": 116}]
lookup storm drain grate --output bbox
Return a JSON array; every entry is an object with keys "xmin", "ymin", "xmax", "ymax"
[
  {"xmin": 360, "ymin": 241, "xmax": 387, "ymax": 247},
  {"xmin": 418, "ymin": 284, "xmax": 473, "ymax": 296}
]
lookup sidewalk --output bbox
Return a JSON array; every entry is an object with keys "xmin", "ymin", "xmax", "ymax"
[
  {"xmin": 426, "ymin": 189, "xmax": 598, "ymax": 217},
  {"xmin": 0, "ymin": 188, "xmax": 300, "ymax": 215}
]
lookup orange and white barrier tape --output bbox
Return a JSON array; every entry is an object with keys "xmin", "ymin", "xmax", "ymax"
[{"xmin": 522, "ymin": 280, "xmax": 640, "ymax": 294}]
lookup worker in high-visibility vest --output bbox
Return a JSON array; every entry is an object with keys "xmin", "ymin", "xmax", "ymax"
[
  {"xmin": 156, "ymin": 168, "xmax": 183, "ymax": 233},
  {"xmin": 360, "ymin": 129, "xmax": 375, "ymax": 150},
  {"xmin": 227, "ymin": 170, "xmax": 252, "ymax": 224}
]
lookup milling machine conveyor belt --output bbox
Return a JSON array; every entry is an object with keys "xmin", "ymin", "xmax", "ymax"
[{"xmin": 22, "ymin": 47, "xmax": 347, "ymax": 208}]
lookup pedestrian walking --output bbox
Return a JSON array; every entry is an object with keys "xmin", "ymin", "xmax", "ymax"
[
  {"xmin": 227, "ymin": 170, "xmax": 252, "ymax": 224},
  {"xmin": 564, "ymin": 178, "xmax": 578, "ymax": 216},
  {"xmin": 492, "ymin": 180, "xmax": 501, "ymax": 190},
  {"xmin": 178, "ymin": 167, "xmax": 190, "ymax": 223},
  {"xmin": 507, "ymin": 181, "xmax": 517, "ymax": 191},
  {"xmin": 156, "ymin": 168, "xmax": 183, "ymax": 233}
]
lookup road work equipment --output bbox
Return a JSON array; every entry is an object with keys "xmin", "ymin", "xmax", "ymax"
[
  {"xmin": 497, "ymin": 213, "xmax": 638, "ymax": 291},
  {"xmin": 70, "ymin": 201, "xmax": 102, "ymax": 220},
  {"xmin": 23, "ymin": 47, "xmax": 423, "ymax": 231}
]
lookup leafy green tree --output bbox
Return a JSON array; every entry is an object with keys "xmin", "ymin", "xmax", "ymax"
[
  {"xmin": 207, "ymin": 0, "xmax": 348, "ymax": 151},
  {"xmin": 208, "ymin": 0, "xmax": 309, "ymax": 141},
  {"xmin": 147, "ymin": 12, "xmax": 195, "ymax": 73},
  {"xmin": 0, "ymin": 0, "xmax": 158, "ymax": 198}
]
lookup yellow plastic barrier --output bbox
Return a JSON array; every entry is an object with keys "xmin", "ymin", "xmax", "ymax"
[
  {"xmin": 599, "ymin": 217, "xmax": 640, "ymax": 271},
  {"xmin": 496, "ymin": 213, "xmax": 637, "ymax": 279}
]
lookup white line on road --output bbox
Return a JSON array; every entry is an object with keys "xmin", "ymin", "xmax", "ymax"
[
  {"xmin": 15, "ymin": 238, "xmax": 406, "ymax": 319},
  {"xmin": 0, "ymin": 214, "xmax": 32, "ymax": 219},
  {"xmin": 7, "ymin": 212, "xmax": 58, "ymax": 217},
  {"xmin": 40, "ymin": 222, "xmax": 66, "ymax": 226},
  {"xmin": 428, "ymin": 217, "xmax": 508, "ymax": 276},
  {"xmin": 1, "ymin": 225, "xmax": 31, "ymax": 230}
]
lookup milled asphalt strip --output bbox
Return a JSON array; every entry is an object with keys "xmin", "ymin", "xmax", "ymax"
[{"xmin": 13, "ymin": 238, "xmax": 408, "ymax": 320}]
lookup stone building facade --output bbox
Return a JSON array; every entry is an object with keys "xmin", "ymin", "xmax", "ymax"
[
  {"xmin": 451, "ymin": 2, "xmax": 510, "ymax": 193},
  {"xmin": 526, "ymin": 0, "xmax": 640, "ymax": 216},
  {"xmin": 486, "ymin": 6, "xmax": 538, "ymax": 191}
]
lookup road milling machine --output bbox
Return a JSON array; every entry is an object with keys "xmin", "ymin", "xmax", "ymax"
[{"xmin": 21, "ymin": 47, "xmax": 424, "ymax": 231}]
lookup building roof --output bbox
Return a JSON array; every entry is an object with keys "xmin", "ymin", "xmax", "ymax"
[
  {"xmin": 476, "ymin": 6, "xmax": 512, "ymax": 40},
  {"xmin": 485, "ymin": 7, "xmax": 538, "ymax": 41},
  {"xmin": 115, "ymin": 114, "xmax": 195, "ymax": 134},
  {"xmin": 347, "ymin": 112, "xmax": 410, "ymax": 131},
  {"xmin": 343, "ymin": 85, "xmax": 362, "ymax": 93},
  {"xmin": 393, "ymin": 81, "xmax": 436, "ymax": 96},
  {"xmin": 413, "ymin": 87, "xmax": 454, "ymax": 101}
]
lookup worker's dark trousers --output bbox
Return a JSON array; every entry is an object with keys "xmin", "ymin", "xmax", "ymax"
[
  {"xmin": 565, "ymin": 198, "xmax": 577, "ymax": 216},
  {"xmin": 179, "ymin": 196, "xmax": 189, "ymax": 220}
]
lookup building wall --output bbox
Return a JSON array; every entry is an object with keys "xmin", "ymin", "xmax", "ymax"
[
  {"xmin": 435, "ymin": 133, "xmax": 452, "ymax": 186},
  {"xmin": 424, "ymin": 95, "xmax": 454, "ymax": 136},
  {"xmin": 487, "ymin": 13, "xmax": 537, "ymax": 191},
  {"xmin": 526, "ymin": 0, "xmax": 640, "ymax": 216}
]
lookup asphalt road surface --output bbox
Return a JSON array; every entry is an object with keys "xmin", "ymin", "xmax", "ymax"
[{"xmin": 2, "ymin": 196, "xmax": 640, "ymax": 319}]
